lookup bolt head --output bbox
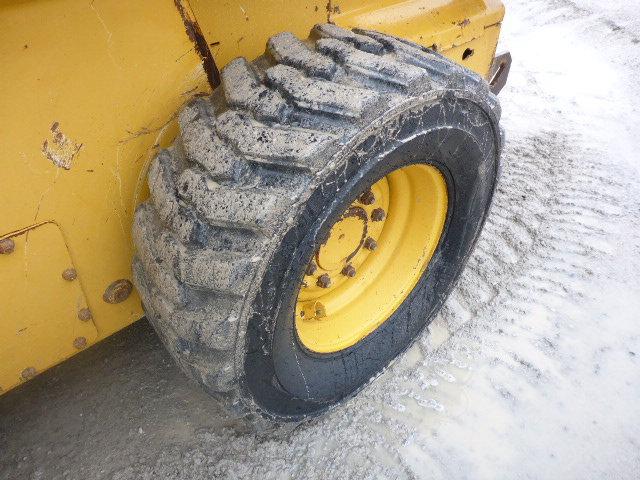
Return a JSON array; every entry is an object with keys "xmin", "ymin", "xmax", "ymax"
[
  {"xmin": 78, "ymin": 308, "xmax": 92, "ymax": 322},
  {"xmin": 305, "ymin": 261, "xmax": 318, "ymax": 276},
  {"xmin": 0, "ymin": 238, "xmax": 15, "ymax": 255},
  {"xmin": 73, "ymin": 337, "xmax": 88, "ymax": 350},
  {"xmin": 316, "ymin": 273, "xmax": 331, "ymax": 288},
  {"xmin": 371, "ymin": 208, "xmax": 386, "ymax": 222},
  {"xmin": 103, "ymin": 279, "xmax": 133, "ymax": 304},
  {"xmin": 62, "ymin": 268, "xmax": 77, "ymax": 281},
  {"xmin": 364, "ymin": 237, "xmax": 377, "ymax": 251},
  {"xmin": 341, "ymin": 264, "xmax": 356, "ymax": 277},
  {"xmin": 359, "ymin": 190, "xmax": 376, "ymax": 205}
]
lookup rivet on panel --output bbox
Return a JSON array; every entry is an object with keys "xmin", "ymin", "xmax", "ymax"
[
  {"xmin": 0, "ymin": 238, "xmax": 15, "ymax": 255},
  {"xmin": 77, "ymin": 308, "xmax": 92, "ymax": 322},
  {"xmin": 62, "ymin": 268, "xmax": 77, "ymax": 281},
  {"xmin": 103, "ymin": 279, "xmax": 133, "ymax": 304},
  {"xmin": 21, "ymin": 367, "xmax": 36, "ymax": 380},
  {"xmin": 73, "ymin": 337, "xmax": 88, "ymax": 350}
]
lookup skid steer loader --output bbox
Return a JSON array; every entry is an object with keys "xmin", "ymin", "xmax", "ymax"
[{"xmin": 0, "ymin": 0, "xmax": 510, "ymax": 421}]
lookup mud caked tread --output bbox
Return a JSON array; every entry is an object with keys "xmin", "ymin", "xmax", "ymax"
[
  {"xmin": 266, "ymin": 64, "xmax": 378, "ymax": 118},
  {"xmin": 221, "ymin": 58, "xmax": 290, "ymax": 122},
  {"xmin": 316, "ymin": 38, "xmax": 429, "ymax": 92},
  {"xmin": 179, "ymin": 100, "xmax": 243, "ymax": 182},
  {"xmin": 267, "ymin": 32, "xmax": 338, "ymax": 80},
  {"xmin": 132, "ymin": 23, "xmax": 500, "ymax": 419}
]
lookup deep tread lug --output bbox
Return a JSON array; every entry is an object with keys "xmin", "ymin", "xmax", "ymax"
[
  {"xmin": 266, "ymin": 64, "xmax": 378, "ymax": 118},
  {"xmin": 268, "ymin": 32, "xmax": 338, "ymax": 80},
  {"xmin": 221, "ymin": 57, "xmax": 290, "ymax": 122},
  {"xmin": 148, "ymin": 149, "xmax": 204, "ymax": 243},
  {"xmin": 313, "ymin": 23, "xmax": 386, "ymax": 55},
  {"xmin": 215, "ymin": 110, "xmax": 336, "ymax": 171},
  {"xmin": 177, "ymin": 168, "xmax": 288, "ymax": 234},
  {"xmin": 316, "ymin": 38, "xmax": 428, "ymax": 92}
]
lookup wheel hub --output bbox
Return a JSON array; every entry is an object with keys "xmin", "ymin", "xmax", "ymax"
[{"xmin": 295, "ymin": 164, "xmax": 448, "ymax": 353}]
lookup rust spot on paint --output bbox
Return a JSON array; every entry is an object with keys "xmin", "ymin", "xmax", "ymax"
[
  {"xmin": 173, "ymin": 0, "xmax": 221, "ymax": 90},
  {"xmin": 42, "ymin": 122, "xmax": 83, "ymax": 170}
]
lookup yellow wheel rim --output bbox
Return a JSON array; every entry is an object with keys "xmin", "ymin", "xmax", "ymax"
[{"xmin": 295, "ymin": 164, "xmax": 448, "ymax": 353}]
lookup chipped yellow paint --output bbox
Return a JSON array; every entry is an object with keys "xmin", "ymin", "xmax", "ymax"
[
  {"xmin": 0, "ymin": 0, "xmax": 208, "ymax": 392},
  {"xmin": 41, "ymin": 122, "xmax": 83, "ymax": 171},
  {"xmin": 0, "ymin": 0, "xmax": 504, "ymax": 393}
]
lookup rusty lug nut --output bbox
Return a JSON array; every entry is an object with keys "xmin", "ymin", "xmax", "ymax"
[
  {"xmin": 78, "ymin": 308, "xmax": 93, "ymax": 322},
  {"xmin": 62, "ymin": 268, "xmax": 77, "ymax": 281},
  {"xmin": 316, "ymin": 274, "xmax": 331, "ymax": 288},
  {"xmin": 358, "ymin": 189, "xmax": 376, "ymax": 205},
  {"xmin": 371, "ymin": 208, "xmax": 386, "ymax": 222},
  {"xmin": 21, "ymin": 367, "xmax": 36, "ymax": 380},
  {"xmin": 103, "ymin": 279, "xmax": 133, "ymax": 304},
  {"xmin": 0, "ymin": 238, "xmax": 15, "ymax": 254},
  {"xmin": 73, "ymin": 336, "xmax": 88, "ymax": 350},
  {"xmin": 341, "ymin": 264, "xmax": 356, "ymax": 277},
  {"xmin": 364, "ymin": 237, "xmax": 378, "ymax": 251},
  {"xmin": 305, "ymin": 261, "xmax": 318, "ymax": 276}
]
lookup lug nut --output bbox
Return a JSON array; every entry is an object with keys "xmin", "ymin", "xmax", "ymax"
[
  {"xmin": 316, "ymin": 274, "xmax": 331, "ymax": 288},
  {"xmin": 364, "ymin": 237, "xmax": 377, "ymax": 251},
  {"xmin": 371, "ymin": 208, "xmax": 386, "ymax": 222},
  {"xmin": 78, "ymin": 308, "xmax": 92, "ymax": 322},
  {"xmin": 359, "ymin": 189, "xmax": 376, "ymax": 205},
  {"xmin": 341, "ymin": 264, "xmax": 356, "ymax": 277},
  {"xmin": 62, "ymin": 268, "xmax": 77, "ymax": 281},
  {"xmin": 0, "ymin": 238, "xmax": 15, "ymax": 254},
  {"xmin": 305, "ymin": 261, "xmax": 317, "ymax": 276},
  {"xmin": 73, "ymin": 336, "xmax": 88, "ymax": 350}
]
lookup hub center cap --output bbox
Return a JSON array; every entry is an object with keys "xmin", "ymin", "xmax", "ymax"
[{"xmin": 316, "ymin": 207, "xmax": 368, "ymax": 271}]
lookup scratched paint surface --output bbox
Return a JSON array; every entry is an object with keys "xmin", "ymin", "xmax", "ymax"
[{"xmin": 0, "ymin": 0, "xmax": 209, "ymax": 365}]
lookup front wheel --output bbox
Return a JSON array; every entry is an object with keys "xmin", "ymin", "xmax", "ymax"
[{"xmin": 132, "ymin": 23, "xmax": 502, "ymax": 422}]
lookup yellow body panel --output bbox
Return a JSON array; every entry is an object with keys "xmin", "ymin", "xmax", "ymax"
[
  {"xmin": 332, "ymin": 0, "xmax": 504, "ymax": 75},
  {"xmin": 0, "ymin": 0, "xmax": 504, "ymax": 393},
  {"xmin": 0, "ymin": 223, "xmax": 99, "ymax": 391}
]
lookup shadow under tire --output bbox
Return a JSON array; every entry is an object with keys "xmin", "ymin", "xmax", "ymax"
[{"xmin": 132, "ymin": 23, "xmax": 503, "ymax": 422}]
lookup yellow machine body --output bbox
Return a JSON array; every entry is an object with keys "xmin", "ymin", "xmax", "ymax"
[{"xmin": 0, "ymin": 0, "xmax": 504, "ymax": 394}]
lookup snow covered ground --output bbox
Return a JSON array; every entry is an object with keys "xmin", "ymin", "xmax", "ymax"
[{"xmin": 1, "ymin": 0, "xmax": 639, "ymax": 478}]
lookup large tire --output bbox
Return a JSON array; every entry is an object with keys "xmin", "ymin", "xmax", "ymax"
[{"xmin": 132, "ymin": 24, "xmax": 502, "ymax": 422}]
